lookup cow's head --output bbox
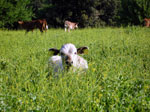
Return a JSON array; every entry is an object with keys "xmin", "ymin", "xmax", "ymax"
[{"xmin": 49, "ymin": 43, "xmax": 88, "ymax": 69}]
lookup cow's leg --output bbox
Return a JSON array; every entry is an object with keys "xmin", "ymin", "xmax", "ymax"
[
  {"xmin": 68, "ymin": 28, "xmax": 70, "ymax": 32},
  {"xmin": 65, "ymin": 28, "xmax": 67, "ymax": 32},
  {"xmin": 44, "ymin": 24, "xmax": 47, "ymax": 32},
  {"xmin": 46, "ymin": 25, "xmax": 48, "ymax": 30},
  {"xmin": 44, "ymin": 26, "xmax": 47, "ymax": 32},
  {"xmin": 40, "ymin": 29, "xmax": 43, "ymax": 33},
  {"xmin": 39, "ymin": 27, "xmax": 43, "ymax": 33},
  {"xmin": 42, "ymin": 26, "xmax": 44, "ymax": 32}
]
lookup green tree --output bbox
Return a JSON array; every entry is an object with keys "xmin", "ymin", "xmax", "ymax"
[
  {"xmin": 119, "ymin": 0, "xmax": 150, "ymax": 26},
  {"xmin": 0, "ymin": 0, "xmax": 33, "ymax": 29},
  {"xmin": 42, "ymin": 0, "xmax": 121, "ymax": 28}
]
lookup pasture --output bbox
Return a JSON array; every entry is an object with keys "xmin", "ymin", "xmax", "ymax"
[{"xmin": 0, "ymin": 27, "xmax": 150, "ymax": 111}]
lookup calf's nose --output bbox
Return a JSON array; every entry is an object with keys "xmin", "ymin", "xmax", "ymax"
[
  {"xmin": 65, "ymin": 55, "xmax": 73, "ymax": 66},
  {"xmin": 66, "ymin": 61, "xmax": 73, "ymax": 66}
]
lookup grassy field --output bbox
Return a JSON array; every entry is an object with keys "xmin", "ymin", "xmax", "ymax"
[{"xmin": 0, "ymin": 27, "xmax": 150, "ymax": 111}]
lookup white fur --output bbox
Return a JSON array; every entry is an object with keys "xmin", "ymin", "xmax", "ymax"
[
  {"xmin": 48, "ymin": 43, "xmax": 88, "ymax": 74},
  {"xmin": 46, "ymin": 25, "xmax": 48, "ymax": 29},
  {"xmin": 65, "ymin": 28, "xmax": 67, "ymax": 32},
  {"xmin": 48, "ymin": 56, "xmax": 63, "ymax": 73},
  {"xmin": 70, "ymin": 25, "xmax": 73, "ymax": 29}
]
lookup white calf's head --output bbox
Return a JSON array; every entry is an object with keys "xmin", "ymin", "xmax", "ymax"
[{"xmin": 49, "ymin": 43, "xmax": 88, "ymax": 69}]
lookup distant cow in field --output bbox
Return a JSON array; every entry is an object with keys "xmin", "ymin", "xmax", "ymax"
[
  {"xmin": 144, "ymin": 18, "xmax": 150, "ymax": 27},
  {"xmin": 64, "ymin": 20, "xmax": 78, "ymax": 32},
  {"xmin": 18, "ymin": 19, "xmax": 48, "ymax": 33}
]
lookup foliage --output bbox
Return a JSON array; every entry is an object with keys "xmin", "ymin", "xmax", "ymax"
[
  {"xmin": 1, "ymin": 0, "xmax": 150, "ymax": 28},
  {"xmin": 119, "ymin": 0, "xmax": 150, "ymax": 26},
  {"xmin": 40, "ymin": 0, "xmax": 121, "ymax": 28},
  {"xmin": 31, "ymin": 0, "xmax": 150, "ymax": 27},
  {"xmin": 0, "ymin": 27, "xmax": 150, "ymax": 111},
  {"xmin": 0, "ymin": 0, "xmax": 33, "ymax": 29}
]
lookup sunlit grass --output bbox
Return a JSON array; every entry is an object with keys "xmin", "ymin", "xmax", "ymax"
[{"xmin": 0, "ymin": 27, "xmax": 150, "ymax": 111}]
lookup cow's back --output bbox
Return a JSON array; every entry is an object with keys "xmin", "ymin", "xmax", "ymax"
[{"xmin": 22, "ymin": 21, "xmax": 35, "ymax": 30}]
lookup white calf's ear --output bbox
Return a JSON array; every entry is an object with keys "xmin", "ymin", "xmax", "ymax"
[
  {"xmin": 49, "ymin": 48, "xmax": 60, "ymax": 55},
  {"xmin": 77, "ymin": 46, "xmax": 89, "ymax": 54}
]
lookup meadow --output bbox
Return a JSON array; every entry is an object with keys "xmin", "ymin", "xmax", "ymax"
[{"xmin": 0, "ymin": 27, "xmax": 150, "ymax": 111}]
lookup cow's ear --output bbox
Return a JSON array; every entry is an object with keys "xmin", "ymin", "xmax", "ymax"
[
  {"xmin": 77, "ymin": 47, "xmax": 88, "ymax": 54},
  {"xmin": 49, "ymin": 48, "xmax": 60, "ymax": 55}
]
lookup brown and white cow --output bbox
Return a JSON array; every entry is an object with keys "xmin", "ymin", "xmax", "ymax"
[
  {"xmin": 18, "ymin": 19, "xmax": 48, "ymax": 33},
  {"xmin": 144, "ymin": 18, "xmax": 150, "ymax": 27},
  {"xmin": 64, "ymin": 20, "xmax": 78, "ymax": 32}
]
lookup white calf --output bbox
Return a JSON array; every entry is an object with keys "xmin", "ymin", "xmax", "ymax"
[
  {"xmin": 48, "ymin": 43, "xmax": 88, "ymax": 75},
  {"xmin": 64, "ymin": 20, "xmax": 78, "ymax": 32}
]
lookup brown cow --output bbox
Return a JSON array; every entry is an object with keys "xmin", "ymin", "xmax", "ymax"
[
  {"xmin": 18, "ymin": 19, "xmax": 48, "ymax": 33},
  {"xmin": 64, "ymin": 20, "xmax": 78, "ymax": 32},
  {"xmin": 144, "ymin": 18, "xmax": 150, "ymax": 27}
]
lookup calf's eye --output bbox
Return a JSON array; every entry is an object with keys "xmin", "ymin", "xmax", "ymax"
[{"xmin": 60, "ymin": 52, "xmax": 65, "ymax": 56}]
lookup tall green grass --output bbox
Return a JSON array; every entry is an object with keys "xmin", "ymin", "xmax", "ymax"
[{"xmin": 0, "ymin": 27, "xmax": 150, "ymax": 111}]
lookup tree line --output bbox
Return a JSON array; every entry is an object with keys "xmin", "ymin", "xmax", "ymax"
[{"xmin": 0, "ymin": 0, "xmax": 150, "ymax": 29}]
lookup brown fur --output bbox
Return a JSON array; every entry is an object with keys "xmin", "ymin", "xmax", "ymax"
[
  {"xmin": 18, "ymin": 19, "xmax": 48, "ymax": 33},
  {"xmin": 144, "ymin": 18, "xmax": 150, "ymax": 27}
]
